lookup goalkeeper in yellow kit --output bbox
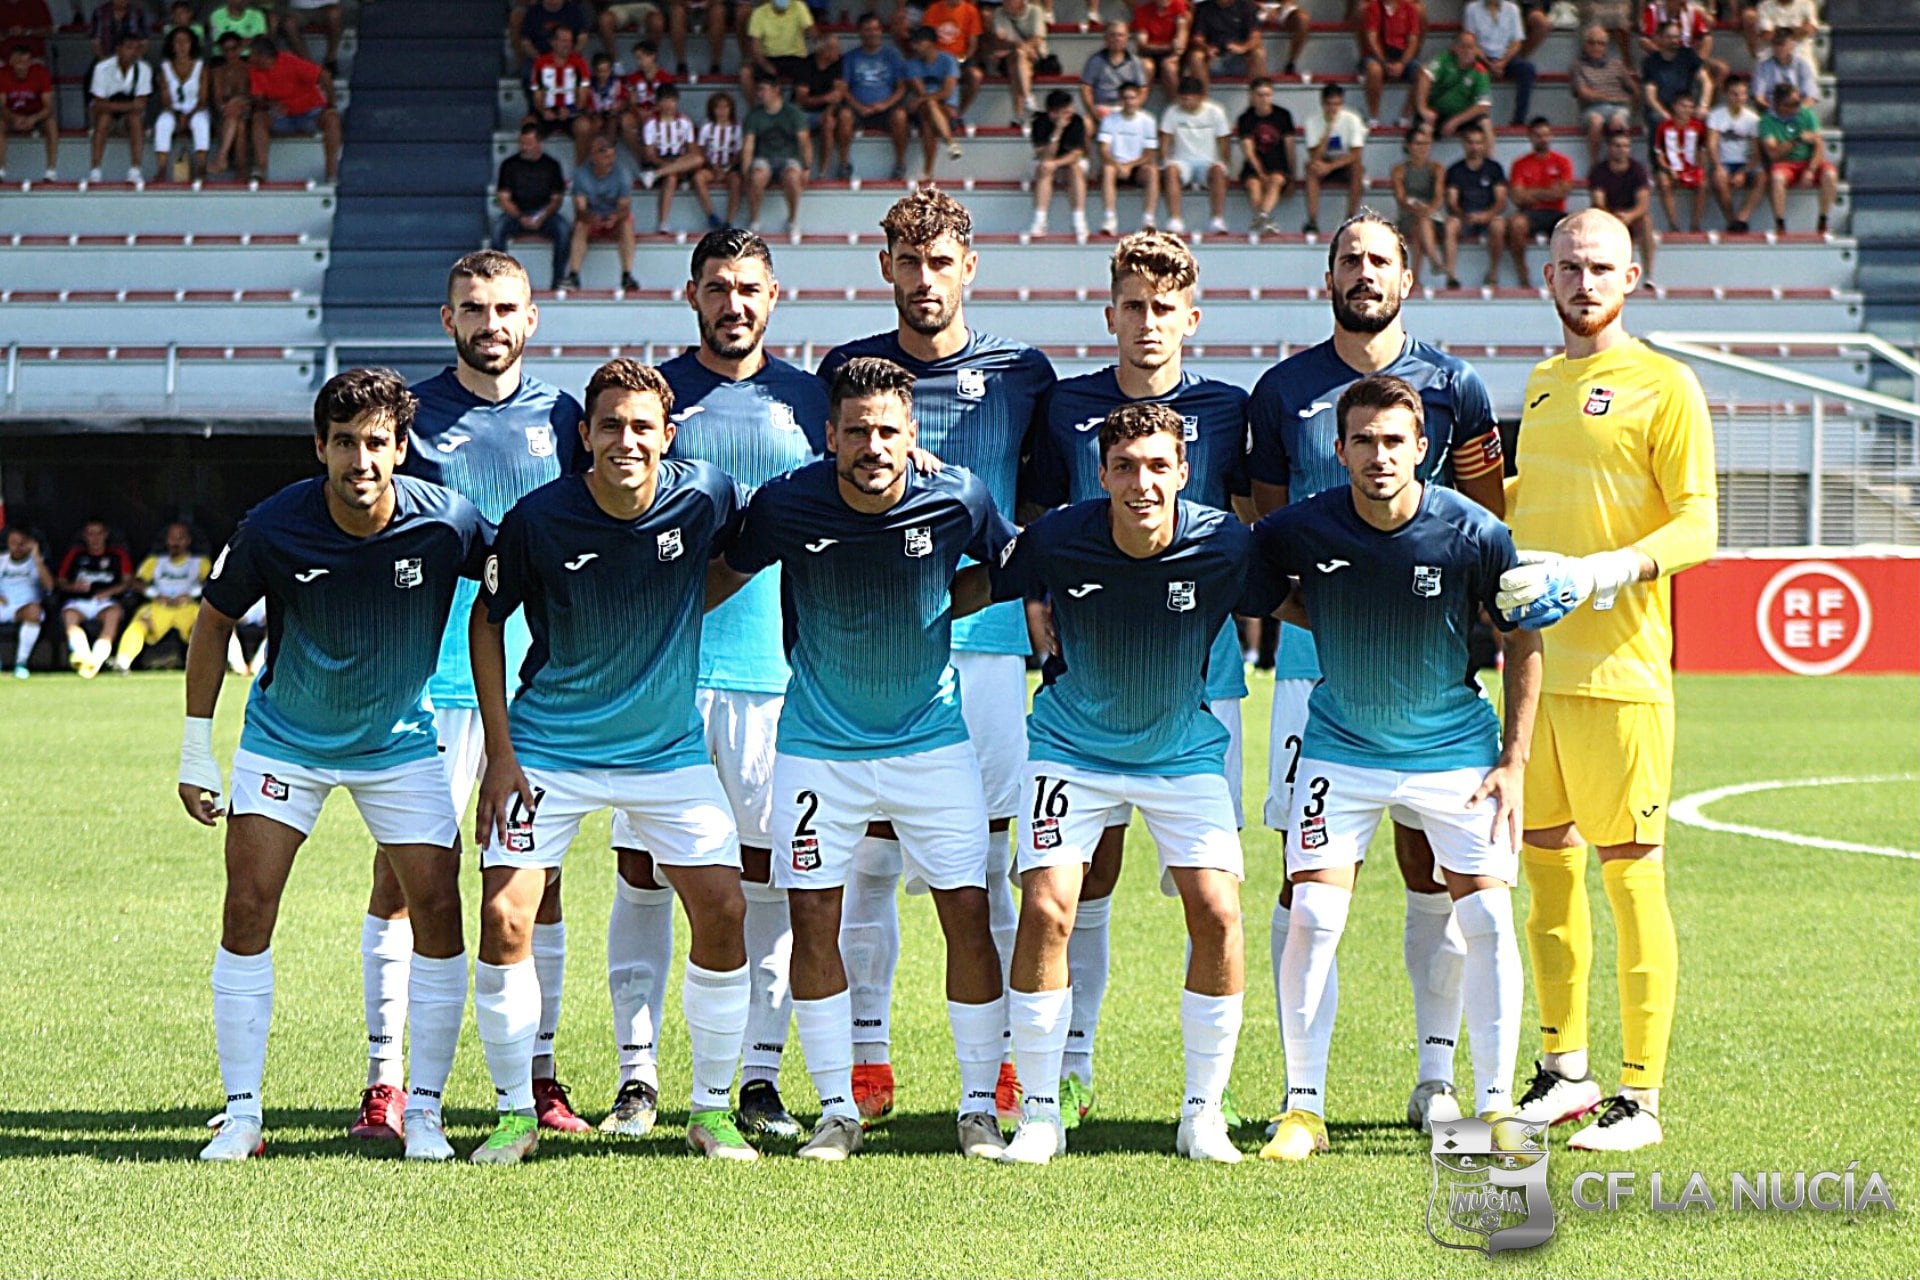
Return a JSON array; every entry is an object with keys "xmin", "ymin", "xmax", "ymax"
[
  {"xmin": 1493, "ymin": 208, "xmax": 1718, "ymax": 1152},
  {"xmin": 112, "ymin": 521, "xmax": 208, "ymax": 672}
]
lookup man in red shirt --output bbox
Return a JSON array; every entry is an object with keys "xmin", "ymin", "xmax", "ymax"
[
  {"xmin": 923, "ymin": 0, "xmax": 984, "ymax": 118},
  {"xmin": 0, "ymin": 41, "xmax": 56, "ymax": 179},
  {"xmin": 1357, "ymin": 0, "xmax": 1425, "ymax": 124},
  {"xmin": 1504, "ymin": 114, "xmax": 1573, "ymax": 278},
  {"xmin": 528, "ymin": 24, "xmax": 597, "ymax": 162},
  {"xmin": 1131, "ymin": 0, "xmax": 1189, "ymax": 97},
  {"xmin": 0, "ymin": 0, "xmax": 53, "ymax": 61},
  {"xmin": 247, "ymin": 35, "xmax": 339, "ymax": 181}
]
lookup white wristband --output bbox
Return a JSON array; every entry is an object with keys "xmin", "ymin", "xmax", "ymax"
[{"xmin": 179, "ymin": 715, "xmax": 224, "ymax": 798}]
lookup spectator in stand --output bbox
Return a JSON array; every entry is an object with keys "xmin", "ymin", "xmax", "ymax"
[
  {"xmin": 87, "ymin": 30, "xmax": 150, "ymax": 182},
  {"xmin": 1356, "ymin": 0, "xmax": 1425, "ymax": 126},
  {"xmin": 1652, "ymin": 89, "xmax": 1706, "ymax": 231},
  {"xmin": 1577, "ymin": 0, "xmax": 1633, "ymax": 66},
  {"xmin": 595, "ymin": 0, "xmax": 671, "ymax": 69},
  {"xmin": 1, "ymin": 526, "xmax": 53, "ymax": 679},
  {"xmin": 564, "ymin": 135, "xmax": 639, "ymax": 289},
  {"xmin": 1589, "ymin": 126, "xmax": 1655, "ymax": 282},
  {"xmin": 903, "ymin": 22, "xmax": 963, "ymax": 180},
  {"xmin": 1759, "ymin": 80, "xmax": 1834, "ymax": 234},
  {"xmin": 0, "ymin": 0, "xmax": 54, "ymax": 63},
  {"xmin": 1158, "ymin": 74, "xmax": 1230, "ymax": 233},
  {"xmin": 280, "ymin": 0, "xmax": 343, "ymax": 73},
  {"xmin": 1642, "ymin": 20, "xmax": 1711, "ymax": 131},
  {"xmin": 1097, "ymin": 78, "xmax": 1158, "ymax": 234},
  {"xmin": 1392, "ymin": 121, "xmax": 1446, "ymax": 286},
  {"xmin": 1744, "ymin": 0, "xmax": 1818, "ymax": 63},
  {"xmin": 248, "ymin": 35, "xmax": 340, "ymax": 180},
  {"xmin": 742, "ymin": 0, "xmax": 815, "ymax": 94},
  {"xmin": 1131, "ymin": 0, "xmax": 1189, "ymax": 99},
  {"xmin": 1081, "ymin": 21, "xmax": 1147, "ymax": 121},
  {"xmin": 1027, "ymin": 87, "xmax": 1088, "ymax": 236},
  {"xmin": 990, "ymin": 0, "xmax": 1052, "ymax": 125},
  {"xmin": 693, "ymin": 87, "xmax": 744, "ymax": 228},
  {"xmin": 1443, "ymin": 122, "xmax": 1508, "ymax": 285},
  {"xmin": 208, "ymin": 29, "xmax": 251, "ymax": 174},
  {"xmin": 842, "ymin": 12, "xmax": 909, "ymax": 180},
  {"xmin": 642, "ymin": 81, "xmax": 705, "ymax": 225},
  {"xmin": 56, "ymin": 519, "xmax": 133, "ymax": 679},
  {"xmin": 1639, "ymin": 0, "xmax": 1725, "ymax": 92},
  {"xmin": 1706, "ymin": 71, "xmax": 1764, "ymax": 232},
  {"xmin": 1412, "ymin": 29, "xmax": 1491, "ymax": 138},
  {"xmin": 1183, "ymin": 0, "xmax": 1264, "ymax": 94},
  {"xmin": 0, "ymin": 42, "xmax": 57, "ymax": 180},
  {"xmin": 154, "ymin": 25, "xmax": 209, "ymax": 181},
  {"xmin": 1505, "ymin": 114, "xmax": 1573, "ymax": 279},
  {"xmin": 209, "ymin": 0, "xmax": 266, "ymax": 53},
  {"xmin": 492, "ymin": 121, "xmax": 571, "ymax": 284},
  {"xmin": 89, "ymin": 0, "xmax": 149, "ymax": 61},
  {"xmin": 741, "ymin": 72, "xmax": 810, "ymax": 236},
  {"xmin": 792, "ymin": 31, "xmax": 847, "ymax": 177},
  {"xmin": 163, "ymin": 0, "xmax": 201, "ymax": 46},
  {"xmin": 1258, "ymin": 0, "xmax": 1310, "ymax": 78},
  {"xmin": 583, "ymin": 51, "xmax": 629, "ymax": 149},
  {"xmin": 1303, "ymin": 81, "xmax": 1366, "ymax": 232},
  {"xmin": 1462, "ymin": 0, "xmax": 1539, "ymax": 127},
  {"xmin": 617, "ymin": 39, "xmax": 673, "ymax": 156},
  {"xmin": 529, "ymin": 25, "xmax": 596, "ymax": 163},
  {"xmin": 111, "ymin": 520, "xmax": 206, "ymax": 672},
  {"xmin": 1571, "ymin": 23, "xmax": 1637, "ymax": 165},
  {"xmin": 513, "ymin": 0, "xmax": 593, "ymax": 72},
  {"xmin": 1237, "ymin": 76, "xmax": 1295, "ymax": 234},
  {"xmin": 922, "ymin": 0, "xmax": 984, "ymax": 119},
  {"xmin": 1752, "ymin": 28, "xmax": 1818, "ymax": 108}
]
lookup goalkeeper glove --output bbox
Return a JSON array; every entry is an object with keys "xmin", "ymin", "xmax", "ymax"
[{"xmin": 1496, "ymin": 548, "xmax": 1644, "ymax": 629}]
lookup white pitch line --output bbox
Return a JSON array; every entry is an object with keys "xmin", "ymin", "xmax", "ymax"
[{"xmin": 1670, "ymin": 774, "xmax": 1920, "ymax": 860}]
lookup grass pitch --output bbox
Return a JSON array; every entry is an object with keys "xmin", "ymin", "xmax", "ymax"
[{"xmin": 0, "ymin": 671, "xmax": 1914, "ymax": 1277}]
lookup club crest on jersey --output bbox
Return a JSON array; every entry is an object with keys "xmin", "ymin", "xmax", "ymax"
[
  {"xmin": 1413, "ymin": 565, "xmax": 1443, "ymax": 597},
  {"xmin": 1167, "ymin": 580, "xmax": 1197, "ymax": 612},
  {"xmin": 525, "ymin": 425, "xmax": 555, "ymax": 456},
  {"xmin": 1181, "ymin": 415, "xmax": 1199, "ymax": 441},
  {"xmin": 904, "ymin": 525, "xmax": 934, "ymax": 558},
  {"xmin": 1583, "ymin": 387, "xmax": 1613, "ymax": 417},
  {"xmin": 791, "ymin": 835, "xmax": 821, "ymax": 871},
  {"xmin": 657, "ymin": 528, "xmax": 684, "ymax": 561},
  {"xmin": 769, "ymin": 401, "xmax": 801, "ymax": 433},
  {"xmin": 259, "ymin": 773, "xmax": 290, "ymax": 802},
  {"xmin": 1031, "ymin": 817, "xmax": 1062, "ymax": 850},
  {"xmin": 393, "ymin": 557, "xmax": 424, "ymax": 589},
  {"xmin": 955, "ymin": 368, "xmax": 986, "ymax": 400}
]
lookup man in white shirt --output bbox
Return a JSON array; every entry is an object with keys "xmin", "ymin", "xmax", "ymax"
[
  {"xmin": 1462, "ymin": 0, "xmax": 1540, "ymax": 127},
  {"xmin": 641, "ymin": 83, "xmax": 704, "ymax": 232},
  {"xmin": 1744, "ymin": 0, "xmax": 1818, "ymax": 62},
  {"xmin": 88, "ymin": 30, "xmax": 150, "ymax": 181},
  {"xmin": 1302, "ymin": 82, "xmax": 1367, "ymax": 234},
  {"xmin": 1704, "ymin": 71, "xmax": 1764, "ymax": 233},
  {"xmin": 1158, "ymin": 75, "xmax": 1231, "ymax": 234},
  {"xmin": 1098, "ymin": 80, "xmax": 1161, "ymax": 235}
]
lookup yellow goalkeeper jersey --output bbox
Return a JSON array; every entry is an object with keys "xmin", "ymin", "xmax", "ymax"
[
  {"xmin": 1508, "ymin": 338, "xmax": 1718, "ymax": 704},
  {"xmin": 139, "ymin": 553, "xmax": 208, "ymax": 600}
]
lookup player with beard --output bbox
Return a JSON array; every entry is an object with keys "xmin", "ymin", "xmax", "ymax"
[
  {"xmin": 342, "ymin": 251, "xmax": 587, "ymax": 1146},
  {"xmin": 815, "ymin": 189, "xmax": 1056, "ymax": 1125},
  {"xmin": 598, "ymin": 229, "xmax": 829, "ymax": 1143},
  {"xmin": 1246, "ymin": 209, "xmax": 1507, "ymax": 1147},
  {"xmin": 1493, "ymin": 208, "xmax": 1716, "ymax": 1152}
]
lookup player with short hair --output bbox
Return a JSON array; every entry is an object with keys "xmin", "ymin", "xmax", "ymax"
[
  {"xmin": 708, "ymin": 355, "xmax": 1017, "ymax": 1161},
  {"xmin": 814, "ymin": 189, "xmax": 1055, "ymax": 1123},
  {"xmin": 1, "ymin": 527, "xmax": 53, "ymax": 678},
  {"xmin": 1247, "ymin": 208, "xmax": 1507, "ymax": 1136},
  {"xmin": 342, "ymin": 250, "xmax": 590, "ymax": 1146},
  {"xmin": 111, "ymin": 522, "xmax": 208, "ymax": 671},
  {"xmin": 178, "ymin": 368, "xmax": 492, "ymax": 1163},
  {"xmin": 470, "ymin": 357, "xmax": 757, "ymax": 1166},
  {"xmin": 56, "ymin": 520, "xmax": 133, "ymax": 679},
  {"xmin": 597, "ymin": 228, "xmax": 828, "ymax": 1143},
  {"xmin": 1018, "ymin": 230, "xmax": 1249, "ymax": 1127},
  {"xmin": 1494, "ymin": 207, "xmax": 1717, "ymax": 1152},
  {"xmin": 997, "ymin": 402, "xmax": 1256, "ymax": 1166},
  {"xmin": 1250, "ymin": 373, "xmax": 1541, "ymax": 1162}
]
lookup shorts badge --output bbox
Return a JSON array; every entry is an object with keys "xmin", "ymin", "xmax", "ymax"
[
  {"xmin": 791, "ymin": 835, "xmax": 821, "ymax": 871},
  {"xmin": 260, "ymin": 774, "xmax": 290, "ymax": 801},
  {"xmin": 1031, "ymin": 817, "xmax": 1062, "ymax": 850},
  {"xmin": 1299, "ymin": 814, "xmax": 1327, "ymax": 850}
]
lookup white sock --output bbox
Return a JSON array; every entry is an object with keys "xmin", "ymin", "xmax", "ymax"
[
  {"xmin": 741, "ymin": 879, "xmax": 792, "ymax": 1086},
  {"xmin": 1180, "ymin": 988, "xmax": 1245, "ymax": 1117},
  {"xmin": 1062, "ymin": 895, "xmax": 1112, "ymax": 1087},
  {"xmin": 1405, "ymin": 890, "xmax": 1466, "ymax": 1084},
  {"xmin": 608, "ymin": 878, "xmax": 673, "ymax": 1088},
  {"xmin": 360, "ymin": 914, "xmax": 411, "ymax": 1089},
  {"xmin": 1454, "ymin": 888, "xmax": 1522, "ymax": 1115},
  {"xmin": 793, "ymin": 991, "xmax": 858, "ymax": 1121},
  {"xmin": 840, "ymin": 853, "xmax": 900, "ymax": 1063},
  {"xmin": 683, "ymin": 961, "xmax": 750, "ymax": 1114},
  {"xmin": 14, "ymin": 620, "xmax": 40, "ymax": 666},
  {"xmin": 1278, "ymin": 881, "xmax": 1351, "ymax": 1117},
  {"xmin": 1545, "ymin": 1047, "xmax": 1589, "ymax": 1080},
  {"xmin": 474, "ymin": 958, "xmax": 539, "ymax": 1113},
  {"xmin": 947, "ymin": 996, "xmax": 1007, "ymax": 1117},
  {"xmin": 986, "ymin": 828, "xmax": 1019, "ymax": 991},
  {"xmin": 405, "ymin": 951, "xmax": 467, "ymax": 1116},
  {"xmin": 65, "ymin": 623, "xmax": 87, "ymax": 660},
  {"xmin": 1009, "ymin": 987, "xmax": 1071, "ymax": 1123},
  {"xmin": 530, "ymin": 920, "xmax": 566, "ymax": 1079},
  {"xmin": 212, "ymin": 947, "xmax": 273, "ymax": 1122},
  {"xmin": 1267, "ymin": 896, "xmax": 1329, "ymax": 1103}
]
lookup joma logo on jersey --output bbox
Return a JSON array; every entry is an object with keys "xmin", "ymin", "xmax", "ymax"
[
  {"xmin": 904, "ymin": 525, "xmax": 933, "ymax": 558},
  {"xmin": 955, "ymin": 369, "xmax": 986, "ymax": 400},
  {"xmin": 1166, "ymin": 580, "xmax": 1196, "ymax": 612},
  {"xmin": 1413, "ymin": 565, "xmax": 1443, "ymax": 597},
  {"xmin": 393, "ymin": 558, "xmax": 424, "ymax": 589},
  {"xmin": 657, "ymin": 528, "xmax": 684, "ymax": 561},
  {"xmin": 1583, "ymin": 387, "xmax": 1614, "ymax": 416},
  {"xmin": 790, "ymin": 835, "xmax": 821, "ymax": 871},
  {"xmin": 525, "ymin": 425, "xmax": 555, "ymax": 456}
]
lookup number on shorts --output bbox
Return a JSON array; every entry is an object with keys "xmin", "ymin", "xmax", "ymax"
[
  {"xmin": 507, "ymin": 785, "xmax": 546, "ymax": 826},
  {"xmin": 1302, "ymin": 775, "xmax": 1328, "ymax": 819},
  {"xmin": 1031, "ymin": 776, "xmax": 1069, "ymax": 821},
  {"xmin": 1283, "ymin": 733, "xmax": 1303, "ymax": 786},
  {"xmin": 794, "ymin": 789, "xmax": 820, "ymax": 837}
]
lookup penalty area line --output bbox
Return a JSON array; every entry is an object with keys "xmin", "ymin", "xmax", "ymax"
[{"xmin": 1669, "ymin": 774, "xmax": 1920, "ymax": 861}]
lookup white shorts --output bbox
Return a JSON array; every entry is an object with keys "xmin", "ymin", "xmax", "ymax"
[
  {"xmin": 771, "ymin": 740, "xmax": 989, "ymax": 894},
  {"xmin": 954, "ymin": 650, "xmax": 1028, "ymax": 821},
  {"xmin": 611, "ymin": 686, "xmax": 781, "ymax": 852},
  {"xmin": 1020, "ymin": 761, "xmax": 1243, "ymax": 896},
  {"xmin": 1167, "ymin": 157, "xmax": 1225, "ymax": 188},
  {"xmin": 0, "ymin": 587, "xmax": 42, "ymax": 617},
  {"xmin": 1285, "ymin": 757, "xmax": 1516, "ymax": 883},
  {"xmin": 230, "ymin": 748, "xmax": 461, "ymax": 847},
  {"xmin": 483, "ymin": 763, "xmax": 742, "ymax": 871},
  {"xmin": 1263, "ymin": 677, "xmax": 1313, "ymax": 830},
  {"xmin": 63, "ymin": 596, "xmax": 119, "ymax": 622},
  {"xmin": 1213, "ymin": 697, "xmax": 1244, "ymax": 828},
  {"xmin": 433, "ymin": 705, "xmax": 486, "ymax": 817}
]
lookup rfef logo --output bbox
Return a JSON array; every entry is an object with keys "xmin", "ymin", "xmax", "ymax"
[{"xmin": 1756, "ymin": 562, "xmax": 1873, "ymax": 676}]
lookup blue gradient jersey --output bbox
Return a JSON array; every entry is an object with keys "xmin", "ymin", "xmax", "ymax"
[
  {"xmin": 992, "ymin": 499, "xmax": 1257, "ymax": 777},
  {"xmin": 1247, "ymin": 485, "xmax": 1520, "ymax": 771},
  {"xmin": 1246, "ymin": 336, "xmax": 1502, "ymax": 680},
  {"xmin": 403, "ymin": 368, "xmax": 586, "ymax": 710},
  {"xmin": 1023, "ymin": 367, "xmax": 1251, "ymax": 702},
  {"xmin": 660, "ymin": 349, "xmax": 829, "ymax": 695},
  {"xmin": 726, "ymin": 459, "xmax": 1017, "ymax": 760},
  {"xmin": 203, "ymin": 476, "xmax": 492, "ymax": 770},
  {"xmin": 816, "ymin": 329, "xmax": 1055, "ymax": 655},
  {"xmin": 483, "ymin": 461, "xmax": 744, "ymax": 772}
]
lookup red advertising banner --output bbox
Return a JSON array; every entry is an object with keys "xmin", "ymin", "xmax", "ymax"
[{"xmin": 1674, "ymin": 555, "xmax": 1920, "ymax": 674}]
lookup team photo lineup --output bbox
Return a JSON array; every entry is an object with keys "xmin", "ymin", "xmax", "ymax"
[{"xmin": 160, "ymin": 182, "xmax": 1714, "ymax": 1173}]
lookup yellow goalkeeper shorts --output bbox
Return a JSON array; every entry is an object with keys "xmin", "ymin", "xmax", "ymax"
[
  {"xmin": 1524, "ymin": 693, "xmax": 1674, "ymax": 848},
  {"xmin": 136, "ymin": 601, "xmax": 200, "ymax": 642}
]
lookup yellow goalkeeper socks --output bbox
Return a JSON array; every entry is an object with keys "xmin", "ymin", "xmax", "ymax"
[
  {"xmin": 1603, "ymin": 856, "xmax": 1677, "ymax": 1093},
  {"xmin": 1522, "ymin": 843, "xmax": 1591, "ymax": 1057}
]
